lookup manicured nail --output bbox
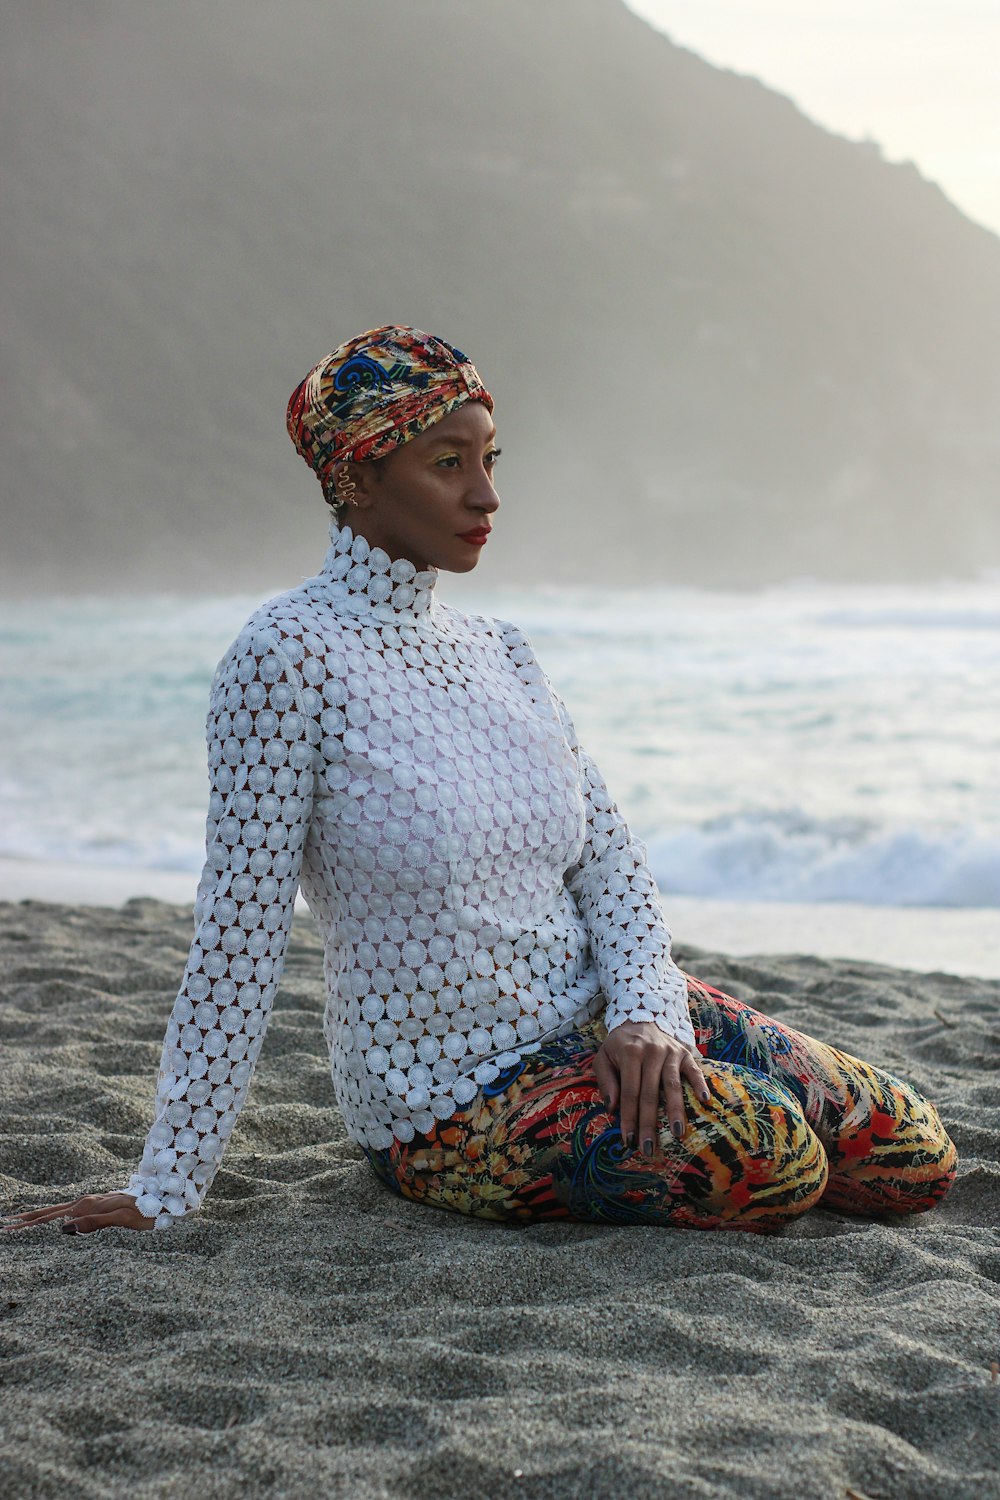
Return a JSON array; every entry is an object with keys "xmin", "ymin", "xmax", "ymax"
[
  {"xmin": 603, "ymin": 1095, "xmax": 612, "ymax": 1110},
  {"xmin": 642, "ymin": 1138, "xmax": 654, "ymax": 1158},
  {"xmin": 625, "ymin": 1131, "xmax": 636, "ymax": 1148},
  {"xmin": 700, "ymin": 1089, "xmax": 711, "ymax": 1103},
  {"xmin": 671, "ymin": 1120, "xmax": 684, "ymax": 1139}
]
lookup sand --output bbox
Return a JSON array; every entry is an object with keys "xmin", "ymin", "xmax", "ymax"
[
  {"xmin": 1, "ymin": 897, "xmax": 997, "ymax": 1500},
  {"xmin": 4, "ymin": 858, "xmax": 999, "ymax": 980}
]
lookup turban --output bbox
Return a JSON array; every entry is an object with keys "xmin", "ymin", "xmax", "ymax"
[{"xmin": 286, "ymin": 324, "xmax": 493, "ymax": 492}]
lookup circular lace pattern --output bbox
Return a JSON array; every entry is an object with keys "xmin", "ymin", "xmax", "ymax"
[{"xmin": 125, "ymin": 521, "xmax": 693, "ymax": 1228}]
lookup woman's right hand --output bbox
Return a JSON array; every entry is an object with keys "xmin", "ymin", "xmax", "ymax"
[{"xmin": 3, "ymin": 1191, "xmax": 157, "ymax": 1235}]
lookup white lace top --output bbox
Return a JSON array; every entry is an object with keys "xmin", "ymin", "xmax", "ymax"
[{"xmin": 124, "ymin": 521, "xmax": 695, "ymax": 1229}]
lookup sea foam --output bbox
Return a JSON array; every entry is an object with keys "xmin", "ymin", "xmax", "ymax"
[{"xmin": 3, "ymin": 578, "xmax": 998, "ymax": 908}]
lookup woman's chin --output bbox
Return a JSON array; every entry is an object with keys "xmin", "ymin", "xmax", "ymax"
[{"xmin": 434, "ymin": 544, "xmax": 485, "ymax": 574}]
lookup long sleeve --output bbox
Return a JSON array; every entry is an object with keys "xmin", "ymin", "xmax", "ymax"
[
  {"xmin": 498, "ymin": 620, "xmax": 695, "ymax": 1050},
  {"xmin": 122, "ymin": 625, "xmax": 316, "ymax": 1229}
]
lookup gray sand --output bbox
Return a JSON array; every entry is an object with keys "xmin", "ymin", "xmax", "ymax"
[{"xmin": 1, "ymin": 898, "xmax": 997, "ymax": 1500}]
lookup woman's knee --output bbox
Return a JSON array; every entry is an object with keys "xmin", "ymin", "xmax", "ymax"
[{"xmin": 683, "ymin": 1066, "xmax": 829, "ymax": 1230}]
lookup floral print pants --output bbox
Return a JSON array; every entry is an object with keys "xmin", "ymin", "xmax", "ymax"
[{"xmin": 363, "ymin": 972, "xmax": 958, "ymax": 1232}]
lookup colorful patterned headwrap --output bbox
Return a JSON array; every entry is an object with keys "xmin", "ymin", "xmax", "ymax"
[{"xmin": 286, "ymin": 324, "xmax": 493, "ymax": 492}]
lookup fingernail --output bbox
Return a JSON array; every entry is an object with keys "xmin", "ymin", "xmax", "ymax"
[
  {"xmin": 671, "ymin": 1120, "xmax": 684, "ymax": 1139},
  {"xmin": 60, "ymin": 1222, "xmax": 78, "ymax": 1235},
  {"xmin": 602, "ymin": 1095, "xmax": 612, "ymax": 1110},
  {"xmin": 625, "ymin": 1131, "xmax": 636, "ymax": 1149},
  {"xmin": 700, "ymin": 1089, "xmax": 711, "ymax": 1103},
  {"xmin": 642, "ymin": 1138, "xmax": 654, "ymax": 1158}
]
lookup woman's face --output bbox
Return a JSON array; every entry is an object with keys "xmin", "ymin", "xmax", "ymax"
[{"xmin": 345, "ymin": 400, "xmax": 500, "ymax": 573}]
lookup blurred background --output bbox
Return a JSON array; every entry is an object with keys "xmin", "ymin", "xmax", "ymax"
[{"xmin": 3, "ymin": 0, "xmax": 998, "ymax": 972}]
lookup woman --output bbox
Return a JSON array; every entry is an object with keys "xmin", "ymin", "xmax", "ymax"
[{"xmin": 7, "ymin": 325, "xmax": 957, "ymax": 1236}]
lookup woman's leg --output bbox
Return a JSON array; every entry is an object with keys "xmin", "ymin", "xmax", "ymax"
[
  {"xmin": 364, "ymin": 1019, "xmax": 830, "ymax": 1234},
  {"xmin": 682, "ymin": 971, "xmax": 959, "ymax": 1217}
]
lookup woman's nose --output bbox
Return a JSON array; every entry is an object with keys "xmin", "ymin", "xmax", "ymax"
[{"xmin": 470, "ymin": 470, "xmax": 500, "ymax": 512}]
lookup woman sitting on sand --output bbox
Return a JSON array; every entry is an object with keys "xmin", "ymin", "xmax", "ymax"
[{"xmin": 8, "ymin": 325, "xmax": 958, "ymax": 1237}]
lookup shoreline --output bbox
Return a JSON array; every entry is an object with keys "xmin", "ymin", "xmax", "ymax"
[{"xmin": 2, "ymin": 854, "xmax": 998, "ymax": 979}]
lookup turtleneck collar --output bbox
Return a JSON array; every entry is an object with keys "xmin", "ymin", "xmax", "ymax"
[{"xmin": 318, "ymin": 520, "xmax": 440, "ymax": 623}]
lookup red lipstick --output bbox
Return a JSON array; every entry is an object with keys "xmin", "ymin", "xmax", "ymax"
[{"xmin": 457, "ymin": 527, "xmax": 491, "ymax": 545}]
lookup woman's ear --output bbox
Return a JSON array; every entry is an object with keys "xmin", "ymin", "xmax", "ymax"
[
  {"xmin": 328, "ymin": 459, "xmax": 367, "ymax": 512},
  {"xmin": 345, "ymin": 458, "xmax": 383, "ymax": 506}
]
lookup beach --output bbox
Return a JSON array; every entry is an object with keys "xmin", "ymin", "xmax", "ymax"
[{"xmin": 2, "ymin": 896, "xmax": 997, "ymax": 1500}]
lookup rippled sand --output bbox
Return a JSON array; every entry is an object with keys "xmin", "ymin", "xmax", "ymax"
[{"xmin": 2, "ymin": 898, "xmax": 997, "ymax": 1499}]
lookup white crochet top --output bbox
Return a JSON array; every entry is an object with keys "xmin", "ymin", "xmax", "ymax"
[{"xmin": 124, "ymin": 521, "xmax": 695, "ymax": 1228}]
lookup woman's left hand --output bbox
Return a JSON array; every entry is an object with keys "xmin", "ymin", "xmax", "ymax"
[{"xmin": 593, "ymin": 1021, "xmax": 711, "ymax": 1158}]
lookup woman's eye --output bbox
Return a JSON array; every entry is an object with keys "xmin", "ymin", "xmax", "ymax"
[{"xmin": 435, "ymin": 449, "xmax": 501, "ymax": 470}]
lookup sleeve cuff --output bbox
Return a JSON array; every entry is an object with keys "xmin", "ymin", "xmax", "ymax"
[
  {"xmin": 122, "ymin": 1179, "xmax": 195, "ymax": 1232},
  {"xmin": 604, "ymin": 972, "xmax": 696, "ymax": 1048}
]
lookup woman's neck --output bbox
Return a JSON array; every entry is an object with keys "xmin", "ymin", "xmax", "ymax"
[{"xmin": 318, "ymin": 519, "xmax": 440, "ymax": 622}]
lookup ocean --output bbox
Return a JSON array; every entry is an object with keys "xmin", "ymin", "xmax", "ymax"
[{"xmin": 2, "ymin": 575, "xmax": 998, "ymax": 968}]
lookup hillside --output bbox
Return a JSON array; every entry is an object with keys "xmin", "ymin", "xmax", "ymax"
[{"xmin": 3, "ymin": 0, "xmax": 999, "ymax": 593}]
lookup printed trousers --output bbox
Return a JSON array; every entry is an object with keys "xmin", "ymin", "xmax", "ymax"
[{"xmin": 364, "ymin": 972, "xmax": 958, "ymax": 1232}]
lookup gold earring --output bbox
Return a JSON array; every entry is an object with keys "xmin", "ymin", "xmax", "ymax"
[{"xmin": 337, "ymin": 468, "xmax": 359, "ymax": 507}]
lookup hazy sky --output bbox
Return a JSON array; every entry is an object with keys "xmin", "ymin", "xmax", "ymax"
[{"xmin": 625, "ymin": 0, "xmax": 1000, "ymax": 238}]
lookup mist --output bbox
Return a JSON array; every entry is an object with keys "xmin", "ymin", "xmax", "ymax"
[{"xmin": 4, "ymin": 0, "xmax": 1000, "ymax": 596}]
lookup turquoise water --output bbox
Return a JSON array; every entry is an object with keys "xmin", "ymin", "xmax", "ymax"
[{"xmin": 2, "ymin": 576, "xmax": 998, "ymax": 908}]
